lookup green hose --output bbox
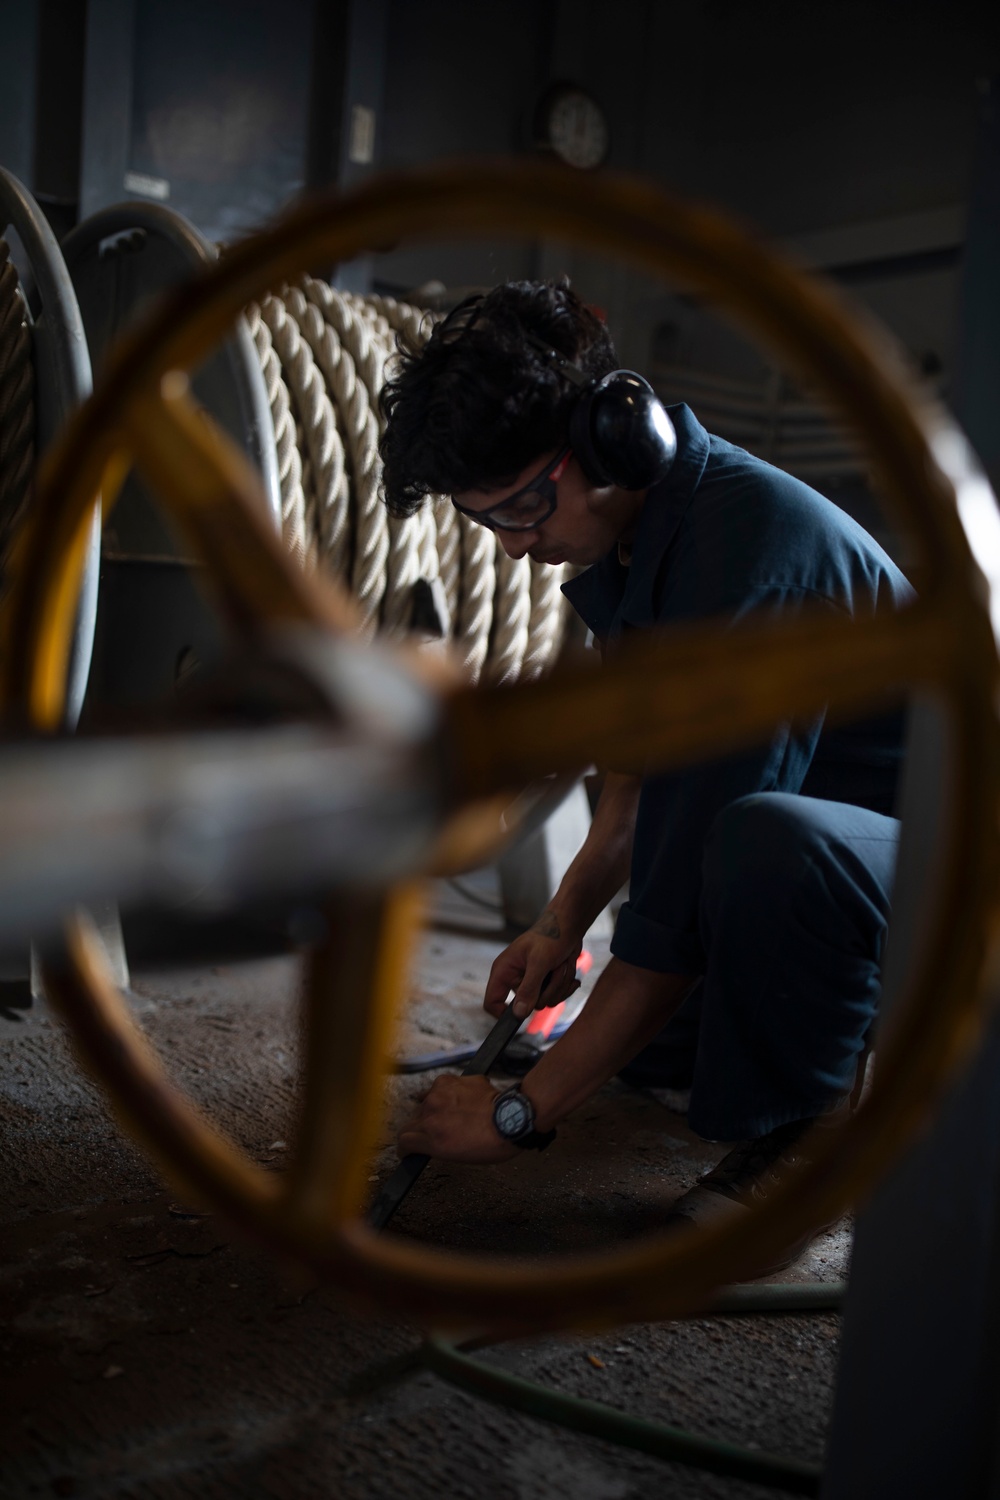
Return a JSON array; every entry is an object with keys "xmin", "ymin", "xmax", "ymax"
[
  {"xmin": 421, "ymin": 1281, "xmax": 844, "ymax": 1495},
  {"xmin": 424, "ymin": 1335, "xmax": 822, "ymax": 1496},
  {"xmin": 702, "ymin": 1279, "xmax": 845, "ymax": 1316}
]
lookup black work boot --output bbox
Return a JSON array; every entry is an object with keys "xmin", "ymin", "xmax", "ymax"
[{"xmin": 664, "ymin": 1117, "xmax": 837, "ymax": 1272}]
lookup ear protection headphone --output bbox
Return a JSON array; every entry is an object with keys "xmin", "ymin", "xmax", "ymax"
[{"xmin": 523, "ymin": 330, "xmax": 677, "ymax": 491}]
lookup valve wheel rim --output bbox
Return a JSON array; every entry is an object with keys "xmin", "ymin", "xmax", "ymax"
[{"xmin": 6, "ymin": 157, "xmax": 999, "ymax": 1334}]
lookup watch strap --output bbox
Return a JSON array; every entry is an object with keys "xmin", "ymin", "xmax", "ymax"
[{"xmin": 510, "ymin": 1126, "xmax": 557, "ymax": 1152}]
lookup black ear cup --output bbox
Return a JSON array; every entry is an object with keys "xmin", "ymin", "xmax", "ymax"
[
  {"xmin": 520, "ymin": 330, "xmax": 677, "ymax": 490},
  {"xmin": 569, "ymin": 371, "xmax": 677, "ymax": 490}
]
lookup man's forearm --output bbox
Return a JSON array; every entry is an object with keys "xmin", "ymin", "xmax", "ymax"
[
  {"xmin": 398, "ymin": 956, "xmax": 698, "ymax": 1165},
  {"xmin": 546, "ymin": 772, "xmax": 640, "ymax": 936},
  {"xmin": 520, "ymin": 957, "xmax": 696, "ymax": 1130}
]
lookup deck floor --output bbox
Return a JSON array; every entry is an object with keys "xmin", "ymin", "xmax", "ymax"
[{"xmin": 0, "ymin": 877, "xmax": 848, "ymax": 1498}]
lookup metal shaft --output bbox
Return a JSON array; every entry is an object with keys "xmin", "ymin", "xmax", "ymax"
[{"xmin": 368, "ymin": 1004, "xmax": 524, "ymax": 1230}]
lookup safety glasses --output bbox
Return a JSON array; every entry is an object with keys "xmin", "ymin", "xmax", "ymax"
[{"xmin": 452, "ymin": 447, "xmax": 572, "ymax": 532}]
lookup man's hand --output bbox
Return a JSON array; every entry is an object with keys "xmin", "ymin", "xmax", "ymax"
[
  {"xmin": 398, "ymin": 1075, "xmax": 518, "ymax": 1163},
  {"xmin": 395, "ymin": 959, "xmax": 696, "ymax": 1170},
  {"xmin": 484, "ymin": 907, "xmax": 583, "ymax": 1020}
]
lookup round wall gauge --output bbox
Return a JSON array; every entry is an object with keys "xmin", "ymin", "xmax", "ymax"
[{"xmin": 535, "ymin": 83, "xmax": 610, "ymax": 171}]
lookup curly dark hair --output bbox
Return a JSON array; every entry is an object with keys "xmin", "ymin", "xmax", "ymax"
[{"xmin": 379, "ymin": 278, "xmax": 617, "ymax": 518}]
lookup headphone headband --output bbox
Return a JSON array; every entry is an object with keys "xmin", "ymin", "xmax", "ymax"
[
  {"xmin": 522, "ymin": 329, "xmax": 591, "ymax": 388},
  {"xmin": 523, "ymin": 327, "xmax": 677, "ymax": 490}
]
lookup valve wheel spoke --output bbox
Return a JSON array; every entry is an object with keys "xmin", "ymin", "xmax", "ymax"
[
  {"xmin": 446, "ymin": 602, "xmax": 946, "ymax": 796},
  {"xmin": 287, "ymin": 886, "xmax": 423, "ymax": 1232},
  {"xmin": 125, "ymin": 375, "xmax": 356, "ymax": 638}
]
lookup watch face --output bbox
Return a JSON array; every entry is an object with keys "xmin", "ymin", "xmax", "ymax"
[
  {"xmin": 545, "ymin": 88, "xmax": 609, "ymax": 170},
  {"xmin": 494, "ymin": 1090, "xmax": 532, "ymax": 1139}
]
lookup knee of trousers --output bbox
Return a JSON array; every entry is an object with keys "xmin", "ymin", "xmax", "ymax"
[{"xmin": 700, "ymin": 793, "xmax": 830, "ymax": 938}]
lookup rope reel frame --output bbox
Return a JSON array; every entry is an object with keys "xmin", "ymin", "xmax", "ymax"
[
  {"xmin": 61, "ymin": 199, "xmax": 282, "ymax": 540},
  {"xmin": 0, "ymin": 166, "xmax": 99, "ymax": 728},
  {"xmin": 4, "ymin": 158, "xmax": 1000, "ymax": 1336}
]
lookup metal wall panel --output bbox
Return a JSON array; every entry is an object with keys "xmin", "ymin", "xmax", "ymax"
[{"xmin": 126, "ymin": 0, "xmax": 312, "ymax": 242}]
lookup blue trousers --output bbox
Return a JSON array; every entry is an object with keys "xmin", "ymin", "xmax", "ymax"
[{"xmin": 619, "ymin": 792, "xmax": 899, "ymax": 1141}]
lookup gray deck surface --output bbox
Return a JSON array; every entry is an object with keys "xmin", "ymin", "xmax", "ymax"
[{"xmin": 0, "ymin": 876, "xmax": 848, "ymax": 1498}]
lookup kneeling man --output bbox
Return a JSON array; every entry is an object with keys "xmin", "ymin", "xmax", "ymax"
[{"xmin": 379, "ymin": 278, "xmax": 912, "ymax": 1241}]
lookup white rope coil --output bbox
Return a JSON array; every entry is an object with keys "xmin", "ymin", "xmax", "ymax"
[
  {"xmin": 246, "ymin": 279, "xmax": 570, "ymax": 681},
  {"xmin": 457, "ymin": 513, "xmax": 496, "ymax": 684},
  {"xmin": 487, "ymin": 545, "xmax": 532, "ymax": 686},
  {"xmin": 245, "ymin": 300, "xmax": 309, "ymax": 569},
  {"xmin": 277, "ymin": 285, "xmax": 352, "ymax": 581},
  {"xmin": 433, "ymin": 493, "xmax": 462, "ymax": 628},
  {"xmin": 364, "ymin": 292, "xmax": 437, "ymax": 355},
  {"xmin": 293, "ymin": 280, "xmax": 388, "ymax": 639}
]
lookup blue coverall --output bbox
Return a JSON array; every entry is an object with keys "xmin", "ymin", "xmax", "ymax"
[{"xmin": 562, "ymin": 405, "xmax": 915, "ymax": 1142}]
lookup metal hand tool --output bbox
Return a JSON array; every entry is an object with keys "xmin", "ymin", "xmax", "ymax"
[{"xmin": 368, "ymin": 1001, "xmax": 527, "ymax": 1230}]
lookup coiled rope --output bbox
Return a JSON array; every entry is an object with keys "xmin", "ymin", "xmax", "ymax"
[
  {"xmin": 0, "ymin": 253, "xmax": 567, "ymax": 680},
  {"xmin": 248, "ymin": 277, "xmax": 569, "ymax": 681},
  {"xmin": 243, "ymin": 299, "xmax": 310, "ymax": 570},
  {"xmin": 0, "ymin": 237, "xmax": 35, "ymax": 564}
]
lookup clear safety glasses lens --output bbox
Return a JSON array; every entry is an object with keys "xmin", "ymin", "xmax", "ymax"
[{"xmin": 486, "ymin": 491, "xmax": 556, "ymax": 531}]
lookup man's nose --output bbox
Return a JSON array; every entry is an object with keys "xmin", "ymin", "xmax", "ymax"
[{"xmin": 498, "ymin": 528, "xmax": 536, "ymax": 560}]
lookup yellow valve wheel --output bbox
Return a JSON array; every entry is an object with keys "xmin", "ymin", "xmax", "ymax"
[{"xmin": 6, "ymin": 158, "xmax": 1000, "ymax": 1335}]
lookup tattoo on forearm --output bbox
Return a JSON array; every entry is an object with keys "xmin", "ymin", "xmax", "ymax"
[{"xmin": 533, "ymin": 909, "xmax": 561, "ymax": 939}]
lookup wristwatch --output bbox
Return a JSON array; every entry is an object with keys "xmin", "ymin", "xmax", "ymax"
[{"xmin": 492, "ymin": 1086, "xmax": 557, "ymax": 1151}]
